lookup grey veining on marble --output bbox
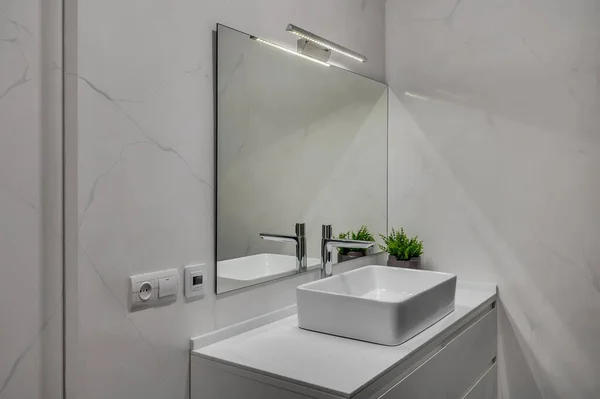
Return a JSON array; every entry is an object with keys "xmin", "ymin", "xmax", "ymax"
[
  {"xmin": 0, "ymin": 299, "xmax": 61, "ymax": 396},
  {"xmin": 386, "ymin": 0, "xmax": 600, "ymax": 398},
  {"xmin": 72, "ymin": 72, "xmax": 214, "ymax": 235}
]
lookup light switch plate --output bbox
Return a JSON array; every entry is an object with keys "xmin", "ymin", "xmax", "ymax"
[
  {"xmin": 184, "ymin": 264, "xmax": 206, "ymax": 299},
  {"xmin": 159, "ymin": 276, "xmax": 178, "ymax": 298},
  {"xmin": 129, "ymin": 269, "xmax": 179, "ymax": 312}
]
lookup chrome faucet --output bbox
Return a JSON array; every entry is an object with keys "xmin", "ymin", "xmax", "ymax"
[
  {"xmin": 260, "ymin": 223, "xmax": 307, "ymax": 273},
  {"xmin": 320, "ymin": 224, "xmax": 374, "ymax": 279}
]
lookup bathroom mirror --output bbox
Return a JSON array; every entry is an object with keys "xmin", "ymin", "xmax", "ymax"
[{"xmin": 216, "ymin": 24, "xmax": 387, "ymax": 294}]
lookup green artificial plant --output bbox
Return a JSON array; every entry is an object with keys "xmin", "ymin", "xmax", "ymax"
[
  {"xmin": 379, "ymin": 228, "xmax": 423, "ymax": 261},
  {"xmin": 337, "ymin": 225, "xmax": 375, "ymax": 255}
]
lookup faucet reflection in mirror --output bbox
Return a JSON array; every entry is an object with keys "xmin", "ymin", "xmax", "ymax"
[{"xmin": 260, "ymin": 223, "xmax": 307, "ymax": 273}]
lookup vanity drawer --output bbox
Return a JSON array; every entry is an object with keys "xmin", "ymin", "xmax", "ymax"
[
  {"xmin": 378, "ymin": 308, "xmax": 497, "ymax": 399},
  {"xmin": 462, "ymin": 363, "xmax": 497, "ymax": 399}
]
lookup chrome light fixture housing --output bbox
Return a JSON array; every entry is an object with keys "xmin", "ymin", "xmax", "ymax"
[{"xmin": 286, "ymin": 24, "xmax": 367, "ymax": 63}]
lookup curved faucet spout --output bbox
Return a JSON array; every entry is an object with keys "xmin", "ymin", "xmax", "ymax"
[
  {"xmin": 320, "ymin": 225, "xmax": 374, "ymax": 279},
  {"xmin": 259, "ymin": 222, "xmax": 307, "ymax": 273}
]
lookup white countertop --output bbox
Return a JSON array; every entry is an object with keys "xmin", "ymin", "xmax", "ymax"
[{"xmin": 192, "ymin": 281, "xmax": 496, "ymax": 398}]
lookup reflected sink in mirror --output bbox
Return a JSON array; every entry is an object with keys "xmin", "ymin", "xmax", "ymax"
[
  {"xmin": 217, "ymin": 254, "xmax": 320, "ymax": 292},
  {"xmin": 297, "ymin": 265, "xmax": 457, "ymax": 345}
]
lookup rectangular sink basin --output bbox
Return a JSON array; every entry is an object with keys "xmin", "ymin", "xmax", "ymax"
[{"xmin": 296, "ymin": 265, "xmax": 456, "ymax": 346}]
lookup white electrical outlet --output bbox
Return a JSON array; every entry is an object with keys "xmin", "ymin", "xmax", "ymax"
[
  {"xmin": 139, "ymin": 281, "xmax": 153, "ymax": 301},
  {"xmin": 129, "ymin": 269, "xmax": 179, "ymax": 312}
]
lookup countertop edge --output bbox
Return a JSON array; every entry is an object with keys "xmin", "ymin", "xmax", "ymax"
[
  {"xmin": 192, "ymin": 353, "xmax": 351, "ymax": 398},
  {"xmin": 190, "ymin": 304, "xmax": 297, "ymax": 350}
]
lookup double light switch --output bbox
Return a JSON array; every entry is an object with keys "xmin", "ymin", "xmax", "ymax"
[{"xmin": 129, "ymin": 269, "xmax": 179, "ymax": 312}]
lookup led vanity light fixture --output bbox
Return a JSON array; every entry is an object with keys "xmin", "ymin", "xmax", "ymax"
[
  {"xmin": 250, "ymin": 36, "xmax": 331, "ymax": 67},
  {"xmin": 286, "ymin": 24, "xmax": 367, "ymax": 63}
]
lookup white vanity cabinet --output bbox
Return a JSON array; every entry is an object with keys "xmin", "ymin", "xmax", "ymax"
[
  {"xmin": 191, "ymin": 282, "xmax": 497, "ymax": 399},
  {"xmin": 374, "ymin": 308, "xmax": 496, "ymax": 399}
]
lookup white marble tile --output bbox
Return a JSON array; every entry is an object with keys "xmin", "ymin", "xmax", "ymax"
[
  {"xmin": 68, "ymin": 1, "xmax": 386, "ymax": 398},
  {"xmin": 386, "ymin": 0, "xmax": 600, "ymax": 397},
  {"xmin": 0, "ymin": 0, "xmax": 63, "ymax": 398}
]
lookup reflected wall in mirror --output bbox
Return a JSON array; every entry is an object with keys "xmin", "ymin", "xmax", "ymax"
[{"xmin": 216, "ymin": 24, "xmax": 387, "ymax": 294}]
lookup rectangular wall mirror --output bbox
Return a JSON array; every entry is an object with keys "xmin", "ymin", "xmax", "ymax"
[{"xmin": 216, "ymin": 24, "xmax": 388, "ymax": 294}]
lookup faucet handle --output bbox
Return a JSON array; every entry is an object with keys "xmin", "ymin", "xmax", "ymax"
[
  {"xmin": 295, "ymin": 223, "xmax": 306, "ymax": 237},
  {"xmin": 322, "ymin": 224, "xmax": 332, "ymax": 239}
]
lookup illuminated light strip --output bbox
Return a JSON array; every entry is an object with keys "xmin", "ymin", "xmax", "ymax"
[
  {"xmin": 292, "ymin": 32, "xmax": 365, "ymax": 62},
  {"xmin": 404, "ymin": 92, "xmax": 430, "ymax": 101},
  {"xmin": 252, "ymin": 37, "xmax": 330, "ymax": 67},
  {"xmin": 286, "ymin": 24, "xmax": 367, "ymax": 63}
]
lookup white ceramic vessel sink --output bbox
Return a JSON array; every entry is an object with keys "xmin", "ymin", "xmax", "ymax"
[
  {"xmin": 218, "ymin": 253, "xmax": 320, "ymax": 292},
  {"xmin": 297, "ymin": 265, "xmax": 456, "ymax": 345}
]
